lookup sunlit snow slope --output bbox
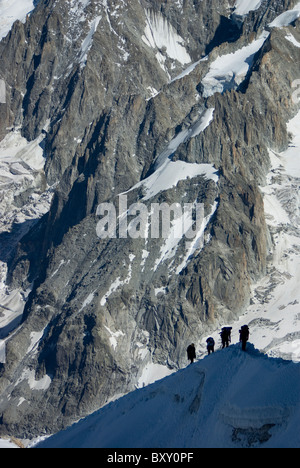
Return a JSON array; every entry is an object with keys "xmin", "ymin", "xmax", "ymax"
[
  {"xmin": 0, "ymin": 0, "xmax": 39, "ymax": 40},
  {"xmin": 36, "ymin": 344, "xmax": 300, "ymax": 449}
]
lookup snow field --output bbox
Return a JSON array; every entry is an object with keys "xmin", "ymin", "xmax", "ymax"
[
  {"xmin": 234, "ymin": 0, "xmax": 262, "ymax": 17},
  {"xmin": 201, "ymin": 32, "xmax": 270, "ymax": 98},
  {"xmin": 0, "ymin": 0, "xmax": 38, "ymax": 39},
  {"xmin": 142, "ymin": 9, "xmax": 191, "ymax": 75},
  {"xmin": 36, "ymin": 345, "xmax": 300, "ymax": 448},
  {"xmin": 269, "ymin": 2, "xmax": 300, "ymax": 28}
]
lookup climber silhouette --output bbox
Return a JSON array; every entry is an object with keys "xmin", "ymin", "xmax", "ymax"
[
  {"xmin": 206, "ymin": 337, "xmax": 215, "ymax": 355},
  {"xmin": 239, "ymin": 325, "xmax": 250, "ymax": 351},
  {"xmin": 187, "ymin": 343, "xmax": 196, "ymax": 364},
  {"xmin": 220, "ymin": 327, "xmax": 232, "ymax": 348}
]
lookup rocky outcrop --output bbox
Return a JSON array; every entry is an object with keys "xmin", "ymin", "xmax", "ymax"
[{"xmin": 0, "ymin": 0, "xmax": 299, "ymax": 437}]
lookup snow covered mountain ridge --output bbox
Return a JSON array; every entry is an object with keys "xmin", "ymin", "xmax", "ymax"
[
  {"xmin": 36, "ymin": 345, "xmax": 300, "ymax": 448},
  {"xmin": 0, "ymin": 0, "xmax": 300, "ymax": 443}
]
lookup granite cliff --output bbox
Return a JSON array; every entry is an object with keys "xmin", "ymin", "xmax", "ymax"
[{"xmin": 0, "ymin": 0, "xmax": 299, "ymax": 438}]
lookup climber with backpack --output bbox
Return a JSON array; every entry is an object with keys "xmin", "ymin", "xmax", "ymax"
[
  {"xmin": 239, "ymin": 325, "xmax": 250, "ymax": 351},
  {"xmin": 220, "ymin": 327, "xmax": 232, "ymax": 348},
  {"xmin": 187, "ymin": 343, "xmax": 196, "ymax": 364},
  {"xmin": 206, "ymin": 337, "xmax": 215, "ymax": 355}
]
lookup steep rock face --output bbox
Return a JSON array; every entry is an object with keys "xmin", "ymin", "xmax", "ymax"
[{"xmin": 0, "ymin": 0, "xmax": 299, "ymax": 437}]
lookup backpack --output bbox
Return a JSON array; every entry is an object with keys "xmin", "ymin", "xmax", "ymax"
[{"xmin": 220, "ymin": 327, "xmax": 232, "ymax": 339}]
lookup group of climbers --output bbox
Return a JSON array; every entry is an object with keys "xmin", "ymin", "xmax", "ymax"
[{"xmin": 187, "ymin": 325, "xmax": 250, "ymax": 364}]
